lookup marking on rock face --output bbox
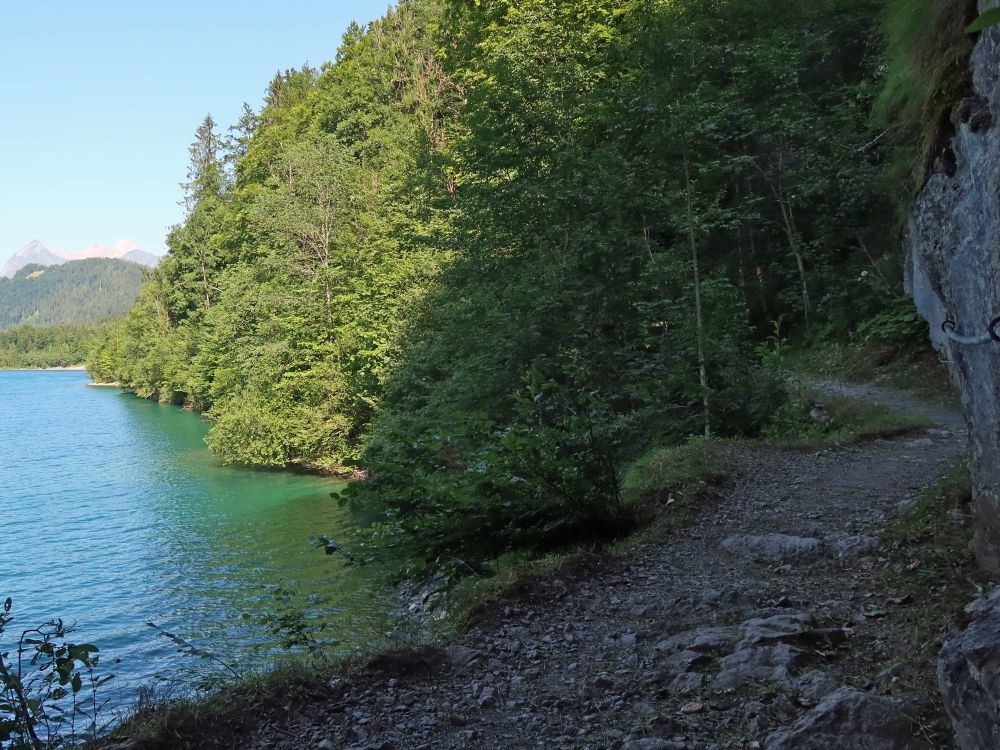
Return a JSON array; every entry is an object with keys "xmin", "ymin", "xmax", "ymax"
[{"xmin": 941, "ymin": 318, "xmax": 1000, "ymax": 345}]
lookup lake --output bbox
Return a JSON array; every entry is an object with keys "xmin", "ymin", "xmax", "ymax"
[{"xmin": 0, "ymin": 370, "xmax": 390, "ymax": 709}]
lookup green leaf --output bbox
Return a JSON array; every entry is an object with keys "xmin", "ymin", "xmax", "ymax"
[{"xmin": 966, "ymin": 9, "xmax": 1000, "ymax": 33}]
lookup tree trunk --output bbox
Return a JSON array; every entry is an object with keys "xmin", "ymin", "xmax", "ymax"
[{"xmin": 684, "ymin": 157, "xmax": 711, "ymax": 439}]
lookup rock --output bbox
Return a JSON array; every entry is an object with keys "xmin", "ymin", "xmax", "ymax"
[
  {"xmin": 446, "ymin": 645, "xmax": 481, "ymax": 667},
  {"xmin": 721, "ymin": 533, "xmax": 823, "ymax": 562},
  {"xmin": 668, "ymin": 671, "xmax": 704, "ymax": 695},
  {"xmin": 712, "ymin": 643, "xmax": 807, "ymax": 690},
  {"xmin": 828, "ymin": 534, "xmax": 879, "ymax": 560},
  {"xmin": 318, "ymin": 741, "xmax": 337, "ymax": 750},
  {"xmin": 794, "ymin": 669, "xmax": 839, "ymax": 705},
  {"xmin": 477, "ymin": 686, "xmax": 496, "ymax": 709},
  {"xmin": 621, "ymin": 739, "xmax": 687, "ymax": 750},
  {"xmin": 762, "ymin": 688, "xmax": 930, "ymax": 749},
  {"xmin": 937, "ymin": 585, "xmax": 1000, "ymax": 750},
  {"xmin": 655, "ymin": 625, "xmax": 739, "ymax": 654},
  {"xmin": 738, "ymin": 611, "xmax": 815, "ymax": 649},
  {"xmin": 680, "ymin": 699, "xmax": 703, "ymax": 714},
  {"xmin": 658, "ymin": 648, "xmax": 709, "ymax": 676}
]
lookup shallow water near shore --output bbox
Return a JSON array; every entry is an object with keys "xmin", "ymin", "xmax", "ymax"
[{"xmin": 0, "ymin": 370, "xmax": 388, "ymax": 711}]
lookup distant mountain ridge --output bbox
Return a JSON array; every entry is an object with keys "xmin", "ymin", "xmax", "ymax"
[
  {"xmin": 0, "ymin": 257, "xmax": 146, "ymax": 330},
  {"xmin": 0, "ymin": 239, "xmax": 159, "ymax": 278}
]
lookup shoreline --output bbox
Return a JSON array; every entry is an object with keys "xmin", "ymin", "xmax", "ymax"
[{"xmin": 0, "ymin": 365, "xmax": 87, "ymax": 371}]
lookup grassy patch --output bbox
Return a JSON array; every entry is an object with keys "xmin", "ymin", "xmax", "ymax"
[
  {"xmin": 762, "ymin": 386, "xmax": 933, "ymax": 447},
  {"xmin": 881, "ymin": 462, "xmax": 980, "ymax": 615},
  {"xmin": 866, "ymin": 463, "xmax": 985, "ymax": 738},
  {"xmin": 620, "ymin": 442, "xmax": 726, "ymax": 509}
]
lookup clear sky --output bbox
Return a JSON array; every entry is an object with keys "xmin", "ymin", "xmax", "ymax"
[{"xmin": 0, "ymin": 1, "xmax": 391, "ymax": 258}]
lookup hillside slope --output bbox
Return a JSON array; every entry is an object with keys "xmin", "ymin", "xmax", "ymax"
[{"xmin": 0, "ymin": 258, "xmax": 146, "ymax": 329}]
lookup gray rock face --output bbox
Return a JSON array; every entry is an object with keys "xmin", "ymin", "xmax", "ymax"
[
  {"xmin": 720, "ymin": 533, "xmax": 823, "ymax": 561},
  {"xmin": 762, "ymin": 688, "xmax": 930, "ymax": 750},
  {"xmin": 938, "ymin": 586, "xmax": 1000, "ymax": 750},
  {"xmin": 906, "ymin": 3, "xmax": 1000, "ymax": 572}
]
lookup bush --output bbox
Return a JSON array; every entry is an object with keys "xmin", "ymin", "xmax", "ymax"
[
  {"xmin": 0, "ymin": 598, "xmax": 112, "ymax": 749},
  {"xmin": 345, "ymin": 367, "xmax": 630, "ymax": 585}
]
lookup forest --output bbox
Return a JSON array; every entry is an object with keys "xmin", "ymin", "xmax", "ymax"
[
  {"xmin": 0, "ymin": 258, "xmax": 145, "ymax": 330},
  {"xmin": 0, "ymin": 323, "xmax": 106, "ymax": 369},
  {"xmin": 88, "ymin": 0, "xmax": 946, "ymax": 581}
]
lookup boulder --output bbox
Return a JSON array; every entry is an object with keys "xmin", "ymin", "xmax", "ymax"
[
  {"xmin": 937, "ymin": 586, "xmax": 1000, "ymax": 750},
  {"xmin": 721, "ymin": 533, "xmax": 823, "ymax": 562},
  {"xmin": 763, "ymin": 688, "xmax": 930, "ymax": 749}
]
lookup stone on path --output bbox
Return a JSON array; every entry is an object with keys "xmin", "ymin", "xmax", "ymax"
[
  {"xmin": 737, "ymin": 611, "xmax": 815, "ymax": 649},
  {"xmin": 762, "ymin": 688, "xmax": 930, "ymax": 749},
  {"xmin": 721, "ymin": 533, "xmax": 823, "ymax": 561},
  {"xmin": 655, "ymin": 625, "xmax": 739, "ymax": 654},
  {"xmin": 712, "ymin": 643, "xmax": 807, "ymax": 690}
]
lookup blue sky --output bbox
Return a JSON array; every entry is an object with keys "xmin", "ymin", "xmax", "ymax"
[{"xmin": 0, "ymin": 1, "xmax": 391, "ymax": 258}]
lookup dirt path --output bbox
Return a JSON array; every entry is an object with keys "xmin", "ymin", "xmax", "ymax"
[{"xmin": 227, "ymin": 384, "xmax": 968, "ymax": 750}]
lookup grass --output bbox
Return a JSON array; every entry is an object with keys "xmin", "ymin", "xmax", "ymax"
[
  {"xmin": 851, "ymin": 462, "xmax": 986, "ymax": 745},
  {"xmin": 880, "ymin": 462, "xmax": 982, "ymax": 644}
]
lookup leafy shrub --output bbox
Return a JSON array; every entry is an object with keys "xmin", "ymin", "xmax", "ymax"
[
  {"xmin": 345, "ymin": 366, "xmax": 629, "ymax": 585},
  {"xmin": 0, "ymin": 598, "xmax": 112, "ymax": 749},
  {"xmin": 854, "ymin": 295, "xmax": 929, "ymax": 349}
]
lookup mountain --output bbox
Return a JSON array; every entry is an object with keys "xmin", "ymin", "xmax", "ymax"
[
  {"xmin": 0, "ymin": 257, "xmax": 146, "ymax": 330},
  {"xmin": 0, "ymin": 240, "xmax": 65, "ymax": 278},
  {"xmin": 120, "ymin": 249, "xmax": 160, "ymax": 268},
  {"xmin": 0, "ymin": 240, "xmax": 160, "ymax": 278}
]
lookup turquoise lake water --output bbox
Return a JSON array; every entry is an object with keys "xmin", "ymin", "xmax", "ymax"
[{"xmin": 0, "ymin": 370, "xmax": 388, "ymax": 707}]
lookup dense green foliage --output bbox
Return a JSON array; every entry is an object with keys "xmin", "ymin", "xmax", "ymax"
[
  {"xmin": 91, "ymin": 0, "xmax": 918, "ymax": 578},
  {"xmin": 0, "ymin": 323, "xmax": 106, "ymax": 369},
  {"xmin": 0, "ymin": 259, "xmax": 144, "ymax": 330}
]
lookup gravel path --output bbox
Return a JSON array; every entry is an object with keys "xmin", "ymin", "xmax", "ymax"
[{"xmin": 223, "ymin": 384, "xmax": 968, "ymax": 750}]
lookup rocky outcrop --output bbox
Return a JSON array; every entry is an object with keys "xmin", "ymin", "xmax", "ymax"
[
  {"xmin": 938, "ymin": 586, "xmax": 1000, "ymax": 750},
  {"xmin": 906, "ymin": 2, "xmax": 1000, "ymax": 572}
]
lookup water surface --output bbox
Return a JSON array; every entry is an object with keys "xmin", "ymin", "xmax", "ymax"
[{"xmin": 0, "ymin": 370, "xmax": 386, "ymax": 704}]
